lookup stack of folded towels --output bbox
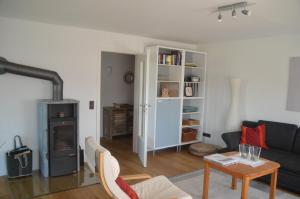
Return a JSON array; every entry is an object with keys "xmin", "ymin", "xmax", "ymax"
[{"xmin": 183, "ymin": 106, "xmax": 198, "ymax": 113}]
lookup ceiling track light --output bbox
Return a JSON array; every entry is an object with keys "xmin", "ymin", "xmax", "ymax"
[
  {"xmin": 241, "ymin": 8, "xmax": 251, "ymax": 16},
  {"xmin": 232, "ymin": 7, "xmax": 237, "ymax": 18},
  {"xmin": 218, "ymin": 10, "xmax": 222, "ymax": 22},
  {"xmin": 216, "ymin": 1, "xmax": 252, "ymax": 22},
  {"xmin": 241, "ymin": 5, "xmax": 251, "ymax": 16}
]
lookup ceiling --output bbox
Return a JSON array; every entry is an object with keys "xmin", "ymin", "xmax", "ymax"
[{"xmin": 0, "ymin": 0, "xmax": 299, "ymax": 44}]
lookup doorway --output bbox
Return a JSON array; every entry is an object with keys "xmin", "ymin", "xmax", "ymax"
[
  {"xmin": 100, "ymin": 52, "xmax": 136, "ymax": 150},
  {"xmin": 99, "ymin": 51, "xmax": 148, "ymax": 167}
]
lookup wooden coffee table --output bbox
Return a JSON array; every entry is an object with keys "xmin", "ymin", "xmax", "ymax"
[{"xmin": 202, "ymin": 152, "xmax": 280, "ymax": 199}]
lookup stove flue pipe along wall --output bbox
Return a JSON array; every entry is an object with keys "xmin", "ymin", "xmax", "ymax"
[{"xmin": 0, "ymin": 57, "xmax": 63, "ymax": 100}]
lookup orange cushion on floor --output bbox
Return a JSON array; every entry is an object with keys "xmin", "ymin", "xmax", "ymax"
[
  {"xmin": 241, "ymin": 124, "xmax": 268, "ymax": 149},
  {"xmin": 115, "ymin": 177, "xmax": 139, "ymax": 199}
]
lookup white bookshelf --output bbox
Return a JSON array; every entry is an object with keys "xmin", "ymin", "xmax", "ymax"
[
  {"xmin": 184, "ymin": 81, "xmax": 202, "ymax": 83},
  {"xmin": 181, "ymin": 139, "xmax": 202, "ymax": 145},
  {"xmin": 183, "ymin": 97, "xmax": 204, "ymax": 99},
  {"xmin": 182, "ymin": 111, "xmax": 201, "ymax": 115},
  {"xmin": 157, "ymin": 80, "xmax": 180, "ymax": 83},
  {"xmin": 158, "ymin": 64, "xmax": 181, "ymax": 67},
  {"xmin": 146, "ymin": 46, "xmax": 207, "ymax": 152},
  {"xmin": 156, "ymin": 97, "xmax": 181, "ymax": 100},
  {"xmin": 182, "ymin": 124, "xmax": 201, "ymax": 128}
]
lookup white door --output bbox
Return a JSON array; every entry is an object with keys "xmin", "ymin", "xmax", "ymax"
[{"xmin": 133, "ymin": 55, "xmax": 148, "ymax": 167}]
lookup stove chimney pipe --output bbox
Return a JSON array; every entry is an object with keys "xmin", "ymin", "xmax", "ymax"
[{"xmin": 0, "ymin": 57, "xmax": 63, "ymax": 100}]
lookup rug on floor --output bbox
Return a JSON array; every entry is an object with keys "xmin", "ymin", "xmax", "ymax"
[{"xmin": 170, "ymin": 170, "xmax": 299, "ymax": 199}]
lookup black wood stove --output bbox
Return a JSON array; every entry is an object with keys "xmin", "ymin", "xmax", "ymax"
[{"xmin": 0, "ymin": 57, "xmax": 80, "ymax": 177}]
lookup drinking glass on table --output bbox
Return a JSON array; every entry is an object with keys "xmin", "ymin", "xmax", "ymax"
[
  {"xmin": 239, "ymin": 144, "xmax": 249, "ymax": 159},
  {"xmin": 250, "ymin": 146, "xmax": 262, "ymax": 161}
]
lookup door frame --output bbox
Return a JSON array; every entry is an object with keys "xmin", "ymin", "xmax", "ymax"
[{"xmin": 97, "ymin": 50, "xmax": 140, "ymax": 153}]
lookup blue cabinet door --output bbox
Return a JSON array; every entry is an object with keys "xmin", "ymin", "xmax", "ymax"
[{"xmin": 155, "ymin": 99, "xmax": 180, "ymax": 148}]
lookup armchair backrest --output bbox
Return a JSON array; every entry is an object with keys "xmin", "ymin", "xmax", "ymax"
[{"xmin": 85, "ymin": 137, "xmax": 130, "ymax": 199}]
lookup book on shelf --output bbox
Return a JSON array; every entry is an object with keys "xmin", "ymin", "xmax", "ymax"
[
  {"xmin": 158, "ymin": 51, "xmax": 181, "ymax": 65},
  {"xmin": 183, "ymin": 106, "xmax": 199, "ymax": 113},
  {"xmin": 204, "ymin": 154, "xmax": 239, "ymax": 166}
]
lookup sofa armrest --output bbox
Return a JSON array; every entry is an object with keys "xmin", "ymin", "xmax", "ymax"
[{"xmin": 221, "ymin": 131, "xmax": 241, "ymax": 151}]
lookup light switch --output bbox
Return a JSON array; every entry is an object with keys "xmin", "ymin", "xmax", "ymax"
[{"xmin": 89, "ymin": 101, "xmax": 94, "ymax": 110}]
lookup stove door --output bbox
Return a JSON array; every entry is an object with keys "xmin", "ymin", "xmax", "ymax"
[{"xmin": 49, "ymin": 119, "xmax": 77, "ymax": 176}]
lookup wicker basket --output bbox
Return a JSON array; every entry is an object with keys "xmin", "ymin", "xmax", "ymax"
[
  {"xmin": 182, "ymin": 128, "xmax": 197, "ymax": 142},
  {"xmin": 182, "ymin": 119, "xmax": 200, "ymax": 126}
]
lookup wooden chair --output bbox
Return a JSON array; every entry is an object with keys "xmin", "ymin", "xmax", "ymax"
[{"xmin": 85, "ymin": 137, "xmax": 192, "ymax": 199}]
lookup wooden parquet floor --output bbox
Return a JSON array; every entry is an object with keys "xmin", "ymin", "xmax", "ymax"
[{"xmin": 0, "ymin": 136, "xmax": 203, "ymax": 199}]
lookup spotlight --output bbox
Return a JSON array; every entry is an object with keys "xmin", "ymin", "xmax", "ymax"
[
  {"xmin": 241, "ymin": 8, "xmax": 251, "ymax": 16},
  {"xmin": 216, "ymin": 1, "xmax": 253, "ymax": 22},
  {"xmin": 218, "ymin": 12, "xmax": 222, "ymax": 22},
  {"xmin": 232, "ymin": 8, "xmax": 237, "ymax": 18}
]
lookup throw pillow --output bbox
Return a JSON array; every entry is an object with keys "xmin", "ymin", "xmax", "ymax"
[
  {"xmin": 115, "ymin": 177, "xmax": 139, "ymax": 199},
  {"xmin": 241, "ymin": 124, "xmax": 268, "ymax": 149}
]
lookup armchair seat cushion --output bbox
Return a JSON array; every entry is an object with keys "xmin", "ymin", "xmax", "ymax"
[{"xmin": 131, "ymin": 175, "xmax": 192, "ymax": 199}]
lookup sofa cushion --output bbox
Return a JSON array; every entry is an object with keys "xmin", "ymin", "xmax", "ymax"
[
  {"xmin": 259, "ymin": 120, "xmax": 297, "ymax": 151},
  {"xmin": 292, "ymin": 128, "xmax": 300, "ymax": 154},
  {"xmin": 241, "ymin": 124, "xmax": 268, "ymax": 149},
  {"xmin": 260, "ymin": 148, "xmax": 291, "ymax": 163},
  {"xmin": 280, "ymin": 154, "xmax": 300, "ymax": 175},
  {"xmin": 242, "ymin": 121, "xmax": 259, "ymax": 128},
  {"xmin": 116, "ymin": 177, "xmax": 139, "ymax": 199},
  {"xmin": 261, "ymin": 149, "xmax": 300, "ymax": 175}
]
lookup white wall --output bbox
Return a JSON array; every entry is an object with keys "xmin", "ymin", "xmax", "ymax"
[
  {"xmin": 0, "ymin": 17, "xmax": 196, "ymax": 176},
  {"xmin": 199, "ymin": 34, "xmax": 300, "ymax": 147},
  {"xmin": 101, "ymin": 52, "xmax": 135, "ymax": 107}
]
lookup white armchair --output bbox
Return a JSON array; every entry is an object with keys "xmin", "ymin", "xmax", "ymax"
[{"xmin": 85, "ymin": 137, "xmax": 192, "ymax": 199}]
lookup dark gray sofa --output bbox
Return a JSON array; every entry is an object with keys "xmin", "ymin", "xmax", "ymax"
[{"xmin": 222, "ymin": 120, "xmax": 300, "ymax": 194}]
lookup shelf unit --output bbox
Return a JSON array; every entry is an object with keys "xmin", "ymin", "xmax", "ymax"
[
  {"xmin": 158, "ymin": 64, "xmax": 181, "ymax": 68},
  {"xmin": 181, "ymin": 139, "xmax": 202, "ymax": 145},
  {"xmin": 182, "ymin": 124, "xmax": 201, "ymax": 128},
  {"xmin": 183, "ymin": 97, "xmax": 204, "ymax": 99},
  {"xmin": 158, "ymin": 80, "xmax": 180, "ymax": 83},
  {"xmin": 182, "ymin": 112, "xmax": 201, "ymax": 115},
  {"xmin": 146, "ymin": 46, "xmax": 206, "ymax": 152},
  {"xmin": 156, "ymin": 97, "xmax": 181, "ymax": 100}
]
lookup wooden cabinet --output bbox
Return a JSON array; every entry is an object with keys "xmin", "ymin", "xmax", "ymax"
[{"xmin": 103, "ymin": 107, "xmax": 133, "ymax": 139}]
